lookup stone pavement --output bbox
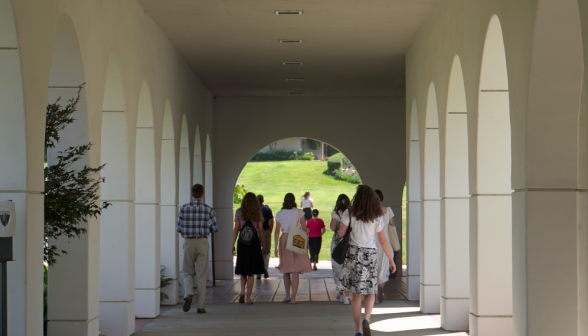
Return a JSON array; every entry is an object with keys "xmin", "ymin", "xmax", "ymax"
[{"xmin": 133, "ymin": 260, "xmax": 468, "ymax": 335}]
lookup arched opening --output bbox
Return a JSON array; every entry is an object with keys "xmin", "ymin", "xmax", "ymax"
[
  {"xmin": 407, "ymin": 100, "xmax": 422, "ymax": 301},
  {"xmin": 179, "ymin": 116, "xmax": 191, "ymax": 205},
  {"xmin": 134, "ymin": 81, "xmax": 160, "ymax": 318},
  {"xmin": 204, "ymin": 134, "xmax": 214, "ymax": 281},
  {"xmin": 160, "ymin": 102, "xmax": 178, "ymax": 305},
  {"xmin": 421, "ymin": 83, "xmax": 441, "ymax": 314},
  {"xmin": 98, "ymin": 54, "xmax": 134, "ymax": 335},
  {"xmin": 193, "ymin": 125, "xmax": 203, "ymax": 185},
  {"xmin": 229, "ymin": 138, "xmax": 363, "ymax": 302},
  {"xmin": 440, "ymin": 56, "xmax": 470, "ymax": 331},
  {"xmin": 45, "ymin": 14, "xmax": 96, "ymax": 334},
  {"xmin": 470, "ymin": 15, "xmax": 512, "ymax": 334},
  {"xmin": 1, "ymin": 1, "xmax": 39, "ymax": 335}
]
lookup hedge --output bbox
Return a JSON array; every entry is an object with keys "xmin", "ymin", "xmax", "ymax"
[
  {"xmin": 327, "ymin": 153, "xmax": 351, "ymax": 174},
  {"xmin": 251, "ymin": 150, "xmax": 314, "ymax": 161}
]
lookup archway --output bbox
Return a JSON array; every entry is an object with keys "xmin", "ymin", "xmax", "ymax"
[
  {"xmin": 98, "ymin": 54, "xmax": 134, "ymax": 335},
  {"xmin": 470, "ymin": 15, "xmax": 512, "ymax": 335},
  {"xmin": 1, "ymin": 1, "xmax": 39, "ymax": 335},
  {"xmin": 160, "ymin": 102, "xmax": 178, "ymax": 305},
  {"xmin": 45, "ymin": 14, "xmax": 96, "ymax": 335},
  {"xmin": 421, "ymin": 83, "xmax": 441, "ymax": 314},
  {"xmin": 204, "ymin": 134, "xmax": 214, "ymax": 280},
  {"xmin": 134, "ymin": 81, "xmax": 159, "ymax": 318},
  {"xmin": 440, "ymin": 56, "xmax": 470, "ymax": 331},
  {"xmin": 406, "ymin": 100, "xmax": 422, "ymax": 301},
  {"xmin": 230, "ymin": 138, "xmax": 363, "ymax": 299}
]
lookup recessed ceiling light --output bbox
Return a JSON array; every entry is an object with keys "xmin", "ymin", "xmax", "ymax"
[
  {"xmin": 276, "ymin": 10, "xmax": 303, "ymax": 15},
  {"xmin": 285, "ymin": 78, "xmax": 304, "ymax": 81},
  {"xmin": 279, "ymin": 39, "xmax": 302, "ymax": 43},
  {"xmin": 283, "ymin": 62, "xmax": 303, "ymax": 65}
]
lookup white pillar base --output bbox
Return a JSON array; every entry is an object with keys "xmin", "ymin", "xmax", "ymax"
[
  {"xmin": 47, "ymin": 317, "xmax": 99, "ymax": 336},
  {"xmin": 470, "ymin": 314, "xmax": 512, "ymax": 336},
  {"xmin": 407, "ymin": 275, "xmax": 420, "ymax": 300},
  {"xmin": 161, "ymin": 280, "xmax": 179, "ymax": 305},
  {"xmin": 135, "ymin": 289, "xmax": 160, "ymax": 318},
  {"xmin": 420, "ymin": 284, "xmax": 440, "ymax": 313},
  {"xmin": 99, "ymin": 301, "xmax": 134, "ymax": 336},
  {"xmin": 441, "ymin": 297, "xmax": 469, "ymax": 331}
]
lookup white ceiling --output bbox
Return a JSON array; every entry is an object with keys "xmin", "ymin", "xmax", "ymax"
[{"xmin": 138, "ymin": 0, "xmax": 438, "ymax": 97}]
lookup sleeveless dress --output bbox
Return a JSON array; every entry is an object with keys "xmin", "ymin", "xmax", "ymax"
[
  {"xmin": 375, "ymin": 207, "xmax": 395, "ymax": 285},
  {"xmin": 234, "ymin": 209, "xmax": 266, "ymax": 276},
  {"xmin": 276, "ymin": 208, "xmax": 312, "ymax": 274}
]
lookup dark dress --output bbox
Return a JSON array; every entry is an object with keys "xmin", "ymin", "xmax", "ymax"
[{"xmin": 234, "ymin": 209, "xmax": 266, "ymax": 276}]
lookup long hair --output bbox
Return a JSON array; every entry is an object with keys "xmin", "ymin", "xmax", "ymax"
[
  {"xmin": 240, "ymin": 192, "xmax": 262, "ymax": 222},
  {"xmin": 333, "ymin": 194, "xmax": 351, "ymax": 214},
  {"xmin": 302, "ymin": 191, "xmax": 310, "ymax": 199},
  {"xmin": 350, "ymin": 185, "xmax": 383, "ymax": 222},
  {"xmin": 282, "ymin": 193, "xmax": 297, "ymax": 209}
]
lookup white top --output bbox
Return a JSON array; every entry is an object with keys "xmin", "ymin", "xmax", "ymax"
[
  {"xmin": 301, "ymin": 198, "xmax": 313, "ymax": 208},
  {"xmin": 381, "ymin": 207, "xmax": 395, "ymax": 225},
  {"xmin": 276, "ymin": 208, "xmax": 305, "ymax": 233},
  {"xmin": 340, "ymin": 209, "xmax": 385, "ymax": 248}
]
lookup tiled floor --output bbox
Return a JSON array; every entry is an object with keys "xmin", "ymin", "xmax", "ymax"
[{"xmin": 133, "ymin": 260, "xmax": 468, "ymax": 335}]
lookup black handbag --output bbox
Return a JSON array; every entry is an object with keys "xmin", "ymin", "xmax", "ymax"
[
  {"xmin": 331, "ymin": 213, "xmax": 352, "ymax": 264},
  {"xmin": 238, "ymin": 220, "xmax": 256, "ymax": 246}
]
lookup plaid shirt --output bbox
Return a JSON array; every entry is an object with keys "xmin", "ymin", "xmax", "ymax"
[{"xmin": 176, "ymin": 200, "xmax": 219, "ymax": 238}]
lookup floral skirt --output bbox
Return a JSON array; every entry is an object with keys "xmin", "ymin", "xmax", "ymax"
[{"xmin": 336, "ymin": 244, "xmax": 378, "ymax": 295}]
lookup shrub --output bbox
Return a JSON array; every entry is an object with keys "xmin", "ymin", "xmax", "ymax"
[
  {"xmin": 251, "ymin": 150, "xmax": 314, "ymax": 161},
  {"xmin": 327, "ymin": 153, "xmax": 351, "ymax": 174},
  {"xmin": 160, "ymin": 266, "xmax": 174, "ymax": 302},
  {"xmin": 234, "ymin": 183, "xmax": 250, "ymax": 204},
  {"xmin": 334, "ymin": 169, "xmax": 361, "ymax": 184},
  {"xmin": 305, "ymin": 139, "xmax": 321, "ymax": 150}
]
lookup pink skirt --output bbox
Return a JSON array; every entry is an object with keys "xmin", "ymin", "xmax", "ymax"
[{"xmin": 277, "ymin": 233, "xmax": 312, "ymax": 274}]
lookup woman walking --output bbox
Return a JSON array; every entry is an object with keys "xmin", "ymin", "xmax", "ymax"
[
  {"xmin": 232, "ymin": 193, "xmax": 266, "ymax": 305},
  {"xmin": 330, "ymin": 194, "xmax": 351, "ymax": 304},
  {"xmin": 374, "ymin": 189, "xmax": 396, "ymax": 303},
  {"xmin": 301, "ymin": 191, "xmax": 314, "ymax": 221},
  {"xmin": 275, "ymin": 193, "xmax": 312, "ymax": 304},
  {"xmin": 307, "ymin": 209, "xmax": 326, "ymax": 271},
  {"xmin": 337, "ymin": 185, "xmax": 395, "ymax": 336}
]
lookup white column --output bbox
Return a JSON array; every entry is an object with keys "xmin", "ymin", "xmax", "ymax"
[
  {"xmin": 420, "ymin": 199, "xmax": 440, "ymax": 313},
  {"xmin": 160, "ymin": 204, "xmax": 178, "ymax": 305},
  {"xmin": 469, "ymin": 195, "xmax": 512, "ymax": 335},
  {"xmin": 99, "ymin": 201, "xmax": 135, "ymax": 336},
  {"xmin": 406, "ymin": 201, "xmax": 421, "ymax": 300},
  {"xmin": 213, "ymin": 207, "xmax": 234, "ymax": 280},
  {"xmin": 134, "ymin": 203, "xmax": 160, "ymax": 317},
  {"xmin": 440, "ymin": 198, "xmax": 469, "ymax": 330}
]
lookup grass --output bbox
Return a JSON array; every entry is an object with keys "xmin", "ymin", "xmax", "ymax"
[{"xmin": 234, "ymin": 161, "xmax": 407, "ymax": 263}]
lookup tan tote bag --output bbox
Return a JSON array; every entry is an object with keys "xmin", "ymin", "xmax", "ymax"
[
  {"xmin": 286, "ymin": 209, "xmax": 308, "ymax": 254},
  {"xmin": 388, "ymin": 223, "xmax": 401, "ymax": 252}
]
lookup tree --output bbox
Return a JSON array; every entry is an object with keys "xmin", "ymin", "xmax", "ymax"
[{"xmin": 44, "ymin": 84, "xmax": 111, "ymax": 265}]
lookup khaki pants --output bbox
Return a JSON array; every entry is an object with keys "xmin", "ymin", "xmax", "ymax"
[
  {"xmin": 262, "ymin": 229, "xmax": 271, "ymax": 272},
  {"xmin": 183, "ymin": 238, "xmax": 209, "ymax": 309}
]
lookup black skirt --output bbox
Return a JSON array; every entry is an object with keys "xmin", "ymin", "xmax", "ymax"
[
  {"xmin": 235, "ymin": 234, "xmax": 266, "ymax": 276},
  {"xmin": 303, "ymin": 207, "xmax": 312, "ymax": 220}
]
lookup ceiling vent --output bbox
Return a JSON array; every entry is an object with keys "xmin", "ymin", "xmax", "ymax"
[
  {"xmin": 285, "ymin": 78, "xmax": 304, "ymax": 81},
  {"xmin": 276, "ymin": 10, "xmax": 303, "ymax": 15},
  {"xmin": 283, "ymin": 62, "xmax": 303, "ymax": 65},
  {"xmin": 279, "ymin": 39, "xmax": 302, "ymax": 44}
]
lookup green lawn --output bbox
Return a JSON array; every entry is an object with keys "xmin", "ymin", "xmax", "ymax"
[{"xmin": 234, "ymin": 161, "xmax": 407, "ymax": 263}]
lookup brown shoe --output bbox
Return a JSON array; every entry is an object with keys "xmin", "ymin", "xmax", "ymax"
[
  {"xmin": 197, "ymin": 308, "xmax": 206, "ymax": 314},
  {"xmin": 183, "ymin": 295, "xmax": 193, "ymax": 312},
  {"xmin": 264, "ymin": 272, "xmax": 269, "ymax": 279},
  {"xmin": 239, "ymin": 294, "xmax": 245, "ymax": 303}
]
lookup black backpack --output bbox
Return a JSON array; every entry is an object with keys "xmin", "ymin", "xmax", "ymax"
[{"xmin": 238, "ymin": 220, "xmax": 256, "ymax": 246}]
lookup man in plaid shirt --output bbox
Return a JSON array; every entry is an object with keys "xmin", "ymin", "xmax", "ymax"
[{"xmin": 177, "ymin": 183, "xmax": 219, "ymax": 313}]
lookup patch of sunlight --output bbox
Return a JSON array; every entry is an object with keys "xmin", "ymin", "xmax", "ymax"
[
  {"xmin": 361, "ymin": 307, "xmax": 421, "ymax": 315},
  {"xmin": 370, "ymin": 315, "xmax": 441, "ymax": 332}
]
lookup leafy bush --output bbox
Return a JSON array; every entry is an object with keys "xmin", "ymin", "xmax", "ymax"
[
  {"xmin": 160, "ymin": 266, "xmax": 174, "ymax": 302},
  {"xmin": 334, "ymin": 169, "xmax": 361, "ymax": 184},
  {"xmin": 234, "ymin": 183, "xmax": 251, "ymax": 204},
  {"xmin": 305, "ymin": 139, "xmax": 321, "ymax": 150},
  {"xmin": 251, "ymin": 150, "xmax": 314, "ymax": 161},
  {"xmin": 327, "ymin": 153, "xmax": 351, "ymax": 174}
]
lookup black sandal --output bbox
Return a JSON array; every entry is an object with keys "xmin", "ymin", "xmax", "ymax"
[{"xmin": 362, "ymin": 319, "xmax": 371, "ymax": 336}]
